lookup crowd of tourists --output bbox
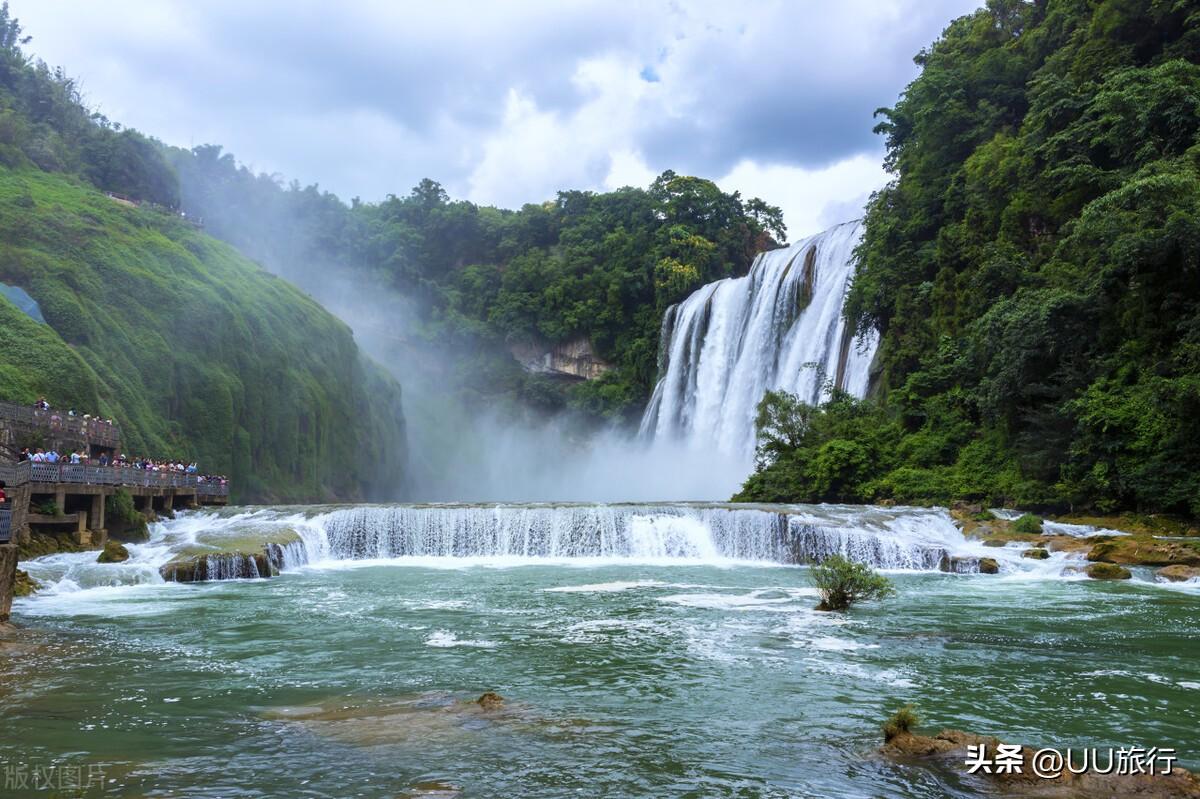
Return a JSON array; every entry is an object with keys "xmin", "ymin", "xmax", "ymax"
[
  {"xmin": 30, "ymin": 397, "xmax": 119, "ymax": 436},
  {"xmin": 16, "ymin": 449, "xmax": 228, "ymax": 486}
]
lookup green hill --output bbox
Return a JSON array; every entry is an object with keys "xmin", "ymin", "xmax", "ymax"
[
  {"xmin": 738, "ymin": 1, "xmax": 1200, "ymax": 517},
  {"xmin": 0, "ymin": 167, "xmax": 406, "ymax": 503}
]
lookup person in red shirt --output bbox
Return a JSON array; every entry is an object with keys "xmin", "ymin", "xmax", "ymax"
[{"xmin": 0, "ymin": 481, "xmax": 7, "ymax": 508}]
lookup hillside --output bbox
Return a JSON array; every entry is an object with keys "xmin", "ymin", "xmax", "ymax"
[
  {"xmin": 738, "ymin": 0, "xmax": 1200, "ymax": 517},
  {"xmin": 0, "ymin": 167, "xmax": 406, "ymax": 502}
]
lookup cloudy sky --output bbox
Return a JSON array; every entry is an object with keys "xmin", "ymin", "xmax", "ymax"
[{"xmin": 18, "ymin": 0, "xmax": 980, "ymax": 238}]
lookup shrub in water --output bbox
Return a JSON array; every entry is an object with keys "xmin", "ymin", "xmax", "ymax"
[
  {"xmin": 810, "ymin": 555, "xmax": 895, "ymax": 611},
  {"xmin": 1012, "ymin": 514, "xmax": 1043, "ymax": 535},
  {"xmin": 882, "ymin": 704, "xmax": 918, "ymax": 741}
]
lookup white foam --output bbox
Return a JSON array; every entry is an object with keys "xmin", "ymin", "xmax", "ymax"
[{"xmin": 424, "ymin": 630, "xmax": 498, "ymax": 649}]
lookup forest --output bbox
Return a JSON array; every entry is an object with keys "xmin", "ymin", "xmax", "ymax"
[
  {"xmin": 167, "ymin": 148, "xmax": 785, "ymax": 424},
  {"xmin": 738, "ymin": 0, "xmax": 1200, "ymax": 517}
]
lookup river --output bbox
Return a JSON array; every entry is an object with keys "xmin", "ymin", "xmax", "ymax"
[{"xmin": 5, "ymin": 504, "xmax": 1198, "ymax": 797}]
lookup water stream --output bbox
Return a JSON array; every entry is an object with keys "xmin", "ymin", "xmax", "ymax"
[{"xmin": 6, "ymin": 505, "xmax": 1198, "ymax": 797}]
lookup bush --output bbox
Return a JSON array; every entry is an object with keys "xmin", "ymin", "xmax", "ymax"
[
  {"xmin": 810, "ymin": 555, "xmax": 896, "ymax": 611},
  {"xmin": 105, "ymin": 489, "xmax": 147, "ymax": 541},
  {"xmin": 34, "ymin": 499, "xmax": 61, "ymax": 516},
  {"xmin": 1012, "ymin": 514, "xmax": 1043, "ymax": 535},
  {"xmin": 882, "ymin": 704, "xmax": 918, "ymax": 741}
]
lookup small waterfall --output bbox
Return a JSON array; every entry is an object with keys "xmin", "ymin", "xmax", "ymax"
[
  {"xmin": 640, "ymin": 220, "xmax": 879, "ymax": 458},
  {"xmin": 300, "ymin": 503, "xmax": 969, "ymax": 570}
]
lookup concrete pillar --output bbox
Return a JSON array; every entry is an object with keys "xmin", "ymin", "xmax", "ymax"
[
  {"xmin": 138, "ymin": 494, "xmax": 152, "ymax": 513},
  {"xmin": 90, "ymin": 494, "xmax": 106, "ymax": 533},
  {"xmin": 54, "ymin": 487, "xmax": 66, "ymax": 513},
  {"xmin": 0, "ymin": 543, "xmax": 17, "ymax": 623},
  {"xmin": 162, "ymin": 492, "xmax": 174, "ymax": 512}
]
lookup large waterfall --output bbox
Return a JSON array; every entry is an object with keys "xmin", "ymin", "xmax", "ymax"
[{"xmin": 640, "ymin": 220, "xmax": 878, "ymax": 458}]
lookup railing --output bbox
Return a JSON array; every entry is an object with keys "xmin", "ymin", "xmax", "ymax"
[
  {"xmin": 0, "ymin": 509, "xmax": 10, "ymax": 544},
  {"xmin": 0, "ymin": 461, "xmax": 228, "ymax": 496},
  {"xmin": 0, "ymin": 400, "xmax": 122, "ymax": 447}
]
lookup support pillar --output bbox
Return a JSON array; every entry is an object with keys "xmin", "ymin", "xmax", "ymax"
[
  {"xmin": 90, "ymin": 494, "xmax": 106, "ymax": 533},
  {"xmin": 0, "ymin": 543, "xmax": 17, "ymax": 624},
  {"xmin": 54, "ymin": 487, "xmax": 66, "ymax": 513}
]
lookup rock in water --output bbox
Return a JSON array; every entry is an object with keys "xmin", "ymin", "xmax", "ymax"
[
  {"xmin": 476, "ymin": 691, "xmax": 504, "ymax": 710},
  {"xmin": 97, "ymin": 540, "xmax": 130, "ymax": 563},
  {"xmin": 978, "ymin": 558, "xmax": 999, "ymax": 574},
  {"xmin": 1086, "ymin": 562, "xmax": 1132, "ymax": 580},
  {"xmin": 1021, "ymin": 548, "xmax": 1049, "ymax": 560},
  {"xmin": 1156, "ymin": 564, "xmax": 1200, "ymax": 582}
]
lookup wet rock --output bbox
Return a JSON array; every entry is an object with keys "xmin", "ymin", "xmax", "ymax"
[
  {"xmin": 97, "ymin": 540, "xmax": 130, "ymax": 563},
  {"xmin": 1021, "ymin": 548, "xmax": 1049, "ymax": 560},
  {"xmin": 160, "ymin": 551, "xmax": 273, "ymax": 582},
  {"xmin": 982, "ymin": 539, "xmax": 1006, "ymax": 548},
  {"xmin": 13, "ymin": 569, "xmax": 39, "ymax": 597},
  {"xmin": 1085, "ymin": 562, "xmax": 1132, "ymax": 580},
  {"xmin": 951, "ymin": 501, "xmax": 983, "ymax": 515},
  {"xmin": 938, "ymin": 555, "xmax": 979, "ymax": 574},
  {"xmin": 1156, "ymin": 564, "xmax": 1200, "ymax": 582},
  {"xmin": 476, "ymin": 691, "xmax": 504, "ymax": 710},
  {"xmin": 978, "ymin": 558, "xmax": 999, "ymax": 574}
]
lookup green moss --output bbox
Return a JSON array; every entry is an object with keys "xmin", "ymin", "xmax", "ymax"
[
  {"xmin": 96, "ymin": 540, "xmax": 129, "ymax": 563},
  {"xmin": 12, "ymin": 568, "xmax": 38, "ymax": 597},
  {"xmin": 1086, "ymin": 562, "xmax": 1132, "ymax": 580},
  {"xmin": 0, "ymin": 169, "xmax": 406, "ymax": 502}
]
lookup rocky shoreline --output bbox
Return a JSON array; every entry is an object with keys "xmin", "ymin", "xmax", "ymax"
[{"xmin": 949, "ymin": 505, "xmax": 1200, "ymax": 580}]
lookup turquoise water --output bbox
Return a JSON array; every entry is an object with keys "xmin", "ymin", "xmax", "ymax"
[{"xmin": 4, "ymin": 508, "xmax": 1199, "ymax": 797}]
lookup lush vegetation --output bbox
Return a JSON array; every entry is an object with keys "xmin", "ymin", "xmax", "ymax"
[
  {"xmin": 810, "ymin": 555, "xmax": 895, "ymax": 611},
  {"xmin": 166, "ymin": 151, "xmax": 784, "ymax": 423},
  {"xmin": 740, "ymin": 0, "xmax": 1200, "ymax": 517},
  {"xmin": 0, "ymin": 7, "xmax": 406, "ymax": 502}
]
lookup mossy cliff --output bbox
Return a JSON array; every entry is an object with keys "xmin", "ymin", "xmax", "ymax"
[{"xmin": 0, "ymin": 168, "xmax": 406, "ymax": 502}]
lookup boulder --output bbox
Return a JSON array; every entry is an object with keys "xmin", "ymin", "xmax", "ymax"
[
  {"xmin": 13, "ymin": 568, "xmax": 39, "ymax": 598},
  {"xmin": 1021, "ymin": 548, "xmax": 1049, "ymax": 560},
  {"xmin": 476, "ymin": 691, "xmax": 504, "ymax": 710},
  {"xmin": 978, "ymin": 558, "xmax": 999, "ymax": 574},
  {"xmin": 1156, "ymin": 564, "xmax": 1200, "ymax": 582},
  {"xmin": 97, "ymin": 540, "xmax": 130, "ymax": 563},
  {"xmin": 1086, "ymin": 562, "xmax": 1132, "ymax": 580}
]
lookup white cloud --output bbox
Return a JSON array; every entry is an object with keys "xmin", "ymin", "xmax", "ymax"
[{"xmin": 13, "ymin": 0, "xmax": 980, "ymax": 232}]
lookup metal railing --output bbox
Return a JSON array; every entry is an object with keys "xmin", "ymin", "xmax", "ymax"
[
  {"xmin": 0, "ymin": 461, "xmax": 228, "ymax": 496},
  {"xmin": 0, "ymin": 400, "xmax": 122, "ymax": 447},
  {"xmin": 0, "ymin": 509, "xmax": 10, "ymax": 544}
]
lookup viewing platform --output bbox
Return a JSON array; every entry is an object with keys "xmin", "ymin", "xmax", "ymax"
[
  {"xmin": 0, "ymin": 398, "xmax": 122, "ymax": 457},
  {"xmin": 0, "ymin": 461, "xmax": 228, "ymax": 546}
]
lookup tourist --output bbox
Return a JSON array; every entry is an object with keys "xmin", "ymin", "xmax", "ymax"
[
  {"xmin": 0, "ymin": 480, "xmax": 7, "ymax": 508},
  {"xmin": 18, "ymin": 447, "xmax": 29, "ymax": 462}
]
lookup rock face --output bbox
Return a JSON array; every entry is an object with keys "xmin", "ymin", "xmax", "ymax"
[
  {"xmin": 509, "ymin": 336, "xmax": 612, "ymax": 381},
  {"xmin": 1086, "ymin": 562, "xmax": 1132, "ymax": 580},
  {"xmin": 978, "ymin": 557, "xmax": 1000, "ymax": 574},
  {"xmin": 1156, "ymin": 564, "xmax": 1200, "ymax": 582}
]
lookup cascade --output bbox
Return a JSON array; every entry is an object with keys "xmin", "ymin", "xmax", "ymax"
[{"xmin": 640, "ymin": 220, "xmax": 878, "ymax": 458}]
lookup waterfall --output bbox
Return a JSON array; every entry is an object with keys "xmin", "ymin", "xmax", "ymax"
[
  {"xmin": 640, "ymin": 220, "xmax": 879, "ymax": 458},
  {"xmin": 297, "ymin": 503, "xmax": 974, "ymax": 570}
]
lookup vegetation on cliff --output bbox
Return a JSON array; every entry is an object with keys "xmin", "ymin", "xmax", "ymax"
[
  {"xmin": 0, "ymin": 7, "xmax": 405, "ymax": 502},
  {"xmin": 739, "ymin": 0, "xmax": 1200, "ymax": 517},
  {"xmin": 167, "ymin": 151, "xmax": 784, "ymax": 423}
]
